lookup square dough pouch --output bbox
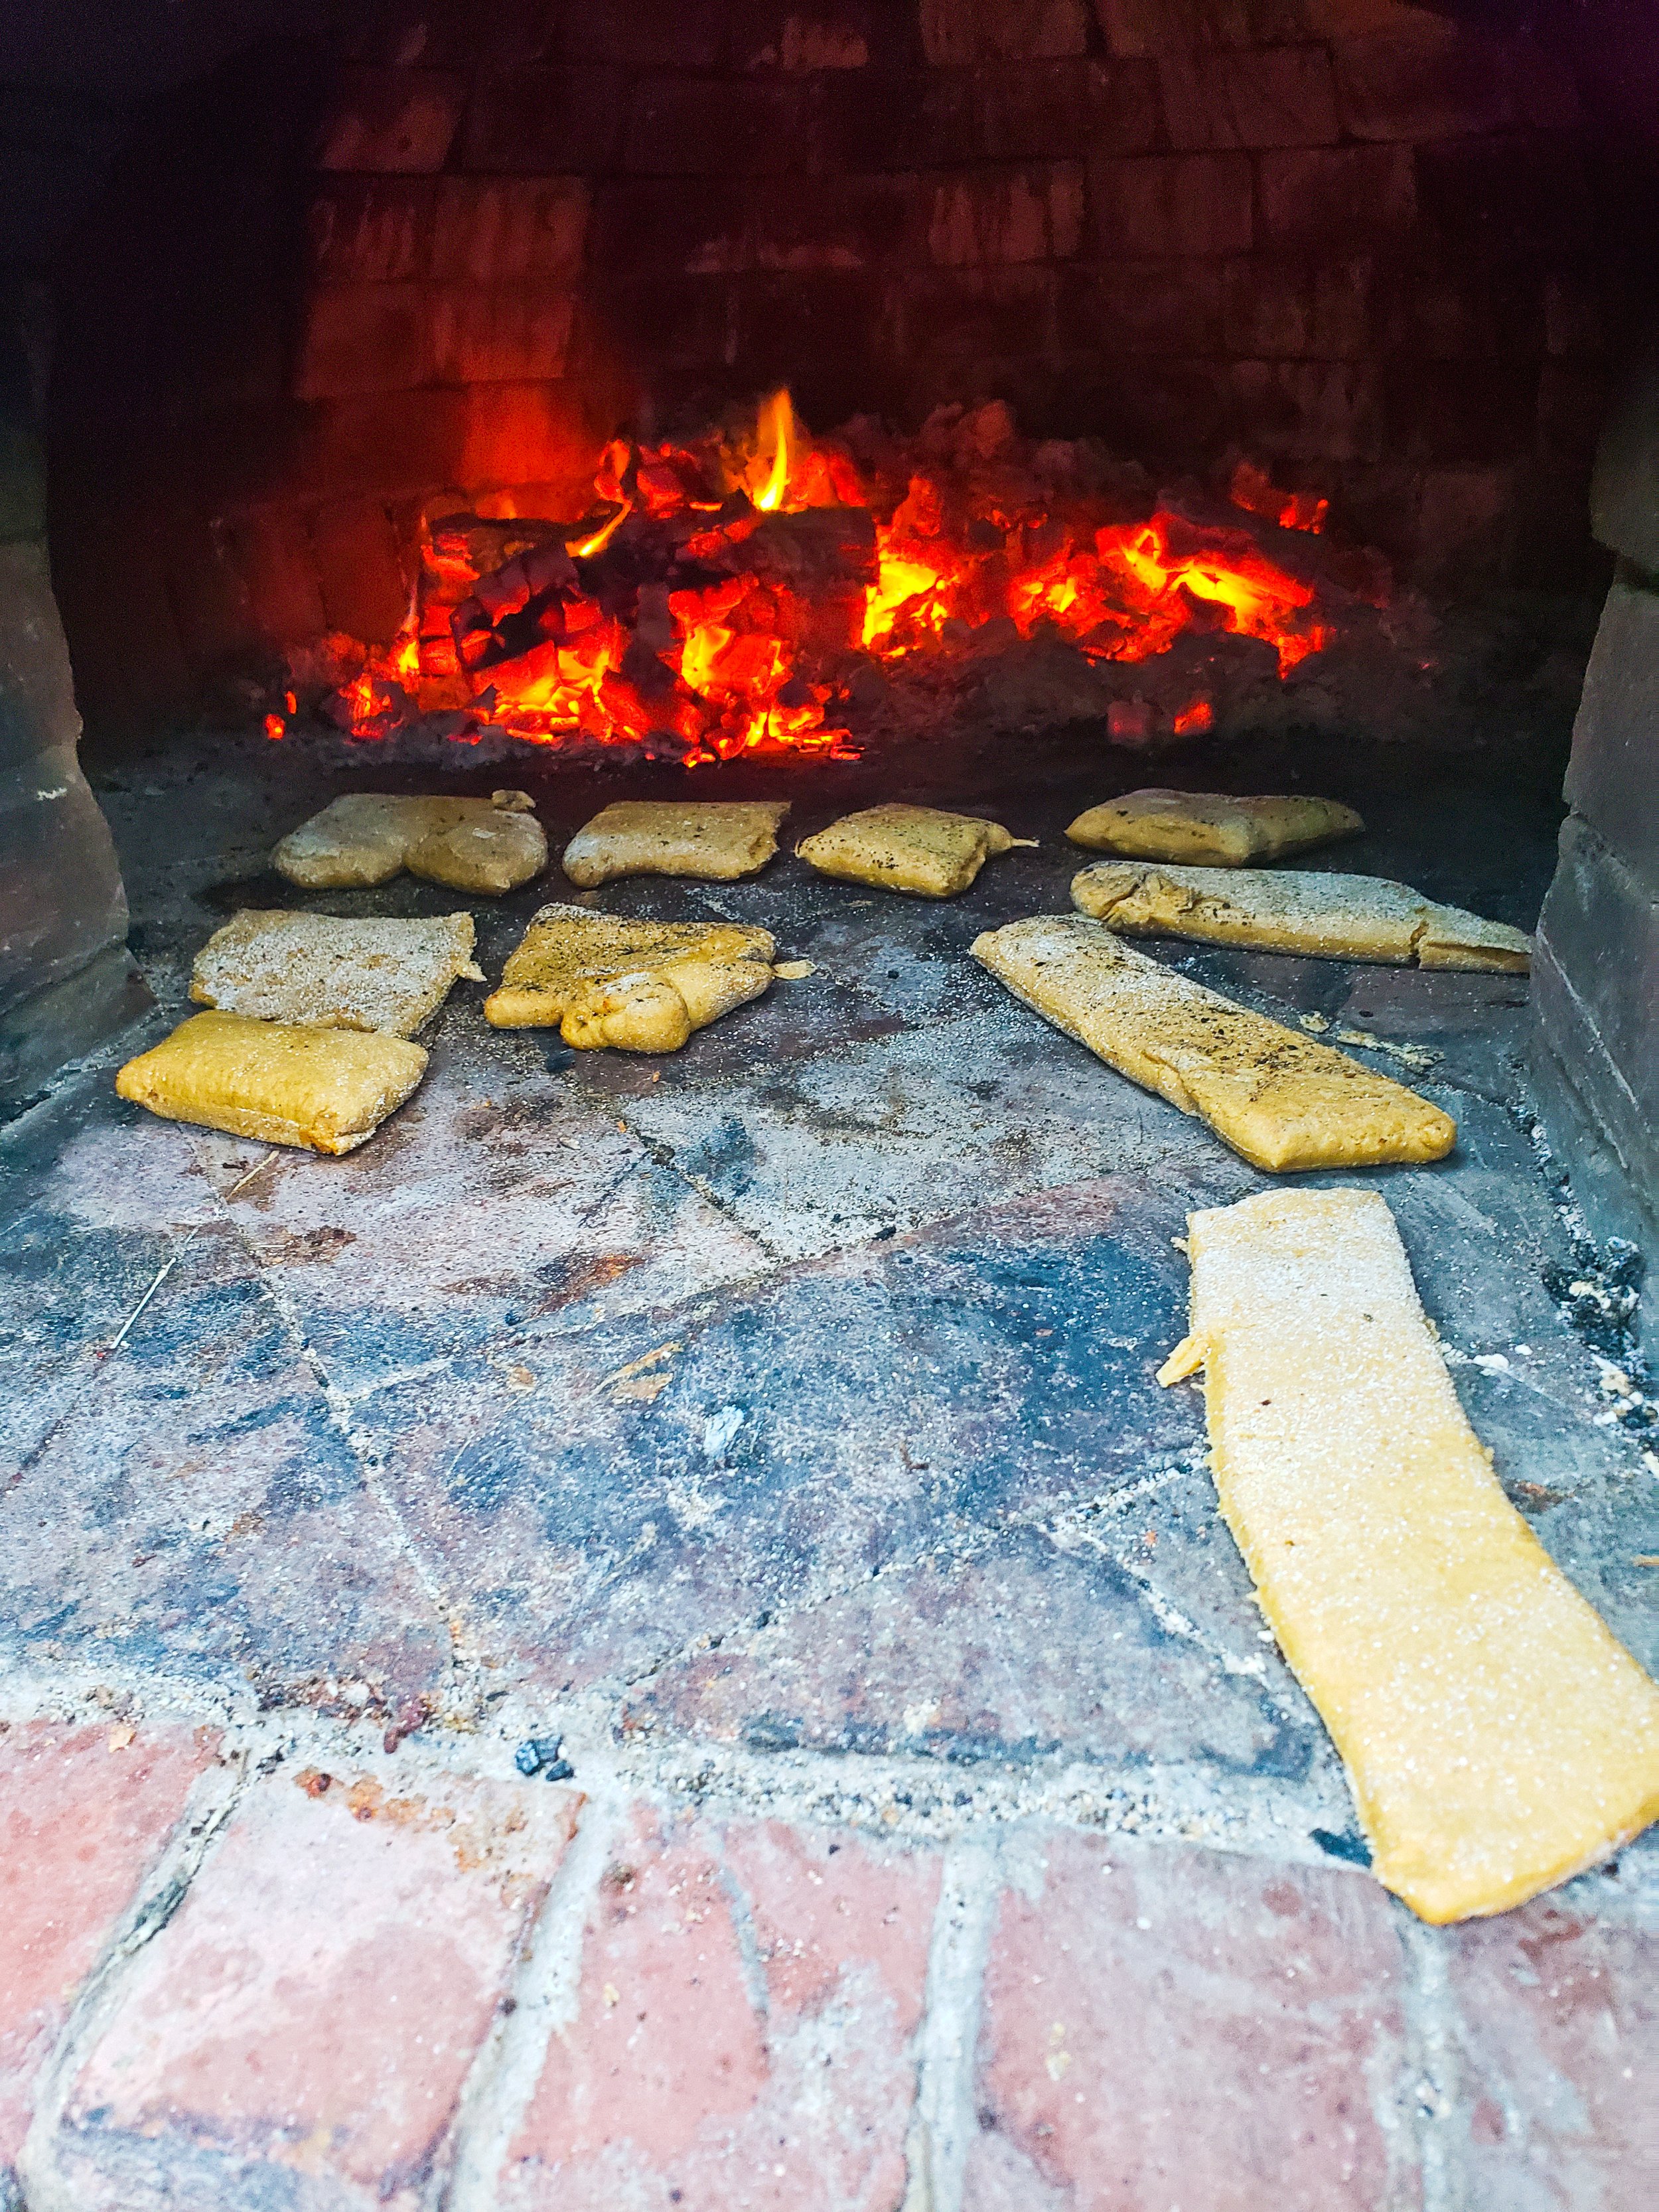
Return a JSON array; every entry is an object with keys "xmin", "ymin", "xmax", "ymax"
[
  {"xmin": 484, "ymin": 903, "xmax": 777, "ymax": 1052},
  {"xmin": 116, "ymin": 1012, "xmax": 427, "ymax": 1155},
  {"xmin": 1158, "ymin": 1187, "xmax": 1659, "ymax": 1923},
  {"xmin": 972, "ymin": 914, "xmax": 1455, "ymax": 1173},
  {"xmin": 1066, "ymin": 788, "xmax": 1364, "ymax": 865},
  {"xmin": 1073, "ymin": 861, "xmax": 1531, "ymax": 973},
  {"xmin": 190, "ymin": 911, "xmax": 482, "ymax": 1037},
  {"xmin": 796, "ymin": 804, "xmax": 1031, "ymax": 899},
  {"xmin": 562, "ymin": 800, "xmax": 790, "ymax": 887},
  {"xmin": 273, "ymin": 791, "xmax": 545, "ymax": 893}
]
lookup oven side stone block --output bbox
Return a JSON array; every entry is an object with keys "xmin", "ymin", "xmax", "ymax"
[
  {"xmin": 623, "ymin": 76, "xmax": 808, "ymax": 177},
  {"xmin": 1332, "ymin": 26, "xmax": 1514, "ymax": 141},
  {"xmin": 1090, "ymin": 153, "xmax": 1253, "ymax": 257},
  {"xmin": 1563, "ymin": 564, "xmax": 1659, "ymax": 901},
  {"xmin": 978, "ymin": 57, "xmax": 1161, "ymax": 159},
  {"xmin": 463, "ymin": 65, "xmax": 627, "ymax": 175},
  {"xmin": 1258, "ymin": 143, "xmax": 1416, "ymax": 249},
  {"xmin": 928, "ymin": 165, "xmax": 1086, "ymax": 265},
  {"xmin": 920, "ymin": 0, "xmax": 1092, "ymax": 66},
  {"xmin": 317, "ymin": 68, "xmax": 466, "ymax": 173},
  {"xmin": 1157, "ymin": 43, "xmax": 1339, "ymax": 150},
  {"xmin": 1222, "ymin": 255, "xmax": 1371, "ymax": 359}
]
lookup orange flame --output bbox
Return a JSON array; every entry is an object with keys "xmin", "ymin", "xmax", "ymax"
[
  {"xmin": 753, "ymin": 390, "xmax": 794, "ymax": 512},
  {"xmin": 263, "ymin": 712, "xmax": 285, "ymax": 741}
]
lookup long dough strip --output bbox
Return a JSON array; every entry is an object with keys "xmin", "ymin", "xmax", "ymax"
[
  {"xmin": 1161, "ymin": 1187, "xmax": 1659, "ymax": 1922},
  {"xmin": 1073, "ymin": 861, "xmax": 1531, "ymax": 972},
  {"xmin": 972, "ymin": 914, "xmax": 1455, "ymax": 1172}
]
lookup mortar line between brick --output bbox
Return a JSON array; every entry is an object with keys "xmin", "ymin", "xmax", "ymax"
[
  {"xmin": 439, "ymin": 1775, "xmax": 630, "ymax": 2212},
  {"xmin": 902, "ymin": 1837, "xmax": 999, "ymax": 2212},
  {"xmin": 1394, "ymin": 1908, "xmax": 1469, "ymax": 2212},
  {"xmin": 16, "ymin": 1748, "xmax": 250, "ymax": 2212}
]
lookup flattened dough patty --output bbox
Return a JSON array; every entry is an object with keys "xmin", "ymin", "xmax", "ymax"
[
  {"xmin": 1159, "ymin": 1187, "xmax": 1659, "ymax": 1922},
  {"xmin": 562, "ymin": 800, "xmax": 790, "ymax": 886},
  {"xmin": 796, "ymin": 804, "xmax": 1025, "ymax": 898},
  {"xmin": 117, "ymin": 1012, "xmax": 427, "ymax": 1154},
  {"xmin": 1072, "ymin": 862, "xmax": 1531, "ymax": 972},
  {"xmin": 274, "ymin": 790, "xmax": 545, "ymax": 893},
  {"xmin": 190, "ymin": 911, "xmax": 482, "ymax": 1037},
  {"xmin": 972, "ymin": 913, "xmax": 1455, "ymax": 1172},
  {"xmin": 1066, "ymin": 788, "xmax": 1363, "ymax": 865},
  {"xmin": 484, "ymin": 903, "xmax": 777, "ymax": 1052}
]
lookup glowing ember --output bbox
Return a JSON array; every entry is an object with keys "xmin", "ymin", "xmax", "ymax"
[
  {"xmin": 263, "ymin": 712, "xmax": 285, "ymax": 741},
  {"xmin": 323, "ymin": 394, "xmax": 1354, "ymax": 757}
]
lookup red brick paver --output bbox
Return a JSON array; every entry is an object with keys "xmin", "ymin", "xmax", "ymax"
[
  {"xmin": 0, "ymin": 1721, "xmax": 216, "ymax": 2180},
  {"xmin": 964, "ymin": 1832, "xmax": 1417, "ymax": 2211},
  {"xmin": 1447, "ymin": 1893, "xmax": 1659, "ymax": 2211},
  {"xmin": 51, "ymin": 1761, "xmax": 579, "ymax": 2211},
  {"xmin": 497, "ymin": 1805, "xmax": 940, "ymax": 2209}
]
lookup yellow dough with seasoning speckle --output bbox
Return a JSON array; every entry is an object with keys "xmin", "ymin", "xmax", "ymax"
[
  {"xmin": 116, "ymin": 1011, "xmax": 427, "ymax": 1154},
  {"xmin": 972, "ymin": 914, "xmax": 1455, "ymax": 1173},
  {"xmin": 274, "ymin": 790, "xmax": 545, "ymax": 893},
  {"xmin": 1159, "ymin": 1187, "xmax": 1659, "ymax": 1922},
  {"xmin": 561, "ymin": 800, "xmax": 790, "ymax": 885},
  {"xmin": 484, "ymin": 904, "xmax": 776, "ymax": 1051},
  {"xmin": 797, "ymin": 804, "xmax": 1029, "ymax": 898},
  {"xmin": 1066, "ymin": 788, "xmax": 1363, "ymax": 865}
]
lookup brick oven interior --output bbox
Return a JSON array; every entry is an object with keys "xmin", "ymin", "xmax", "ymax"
[{"xmin": 2, "ymin": 5, "xmax": 1658, "ymax": 2201}]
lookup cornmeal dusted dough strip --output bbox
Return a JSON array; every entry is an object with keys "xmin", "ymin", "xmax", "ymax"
[
  {"xmin": 562, "ymin": 800, "xmax": 790, "ymax": 886},
  {"xmin": 484, "ymin": 903, "xmax": 776, "ymax": 1052},
  {"xmin": 117, "ymin": 1012, "xmax": 427, "ymax": 1154},
  {"xmin": 1159, "ymin": 1188, "xmax": 1659, "ymax": 1922},
  {"xmin": 1073, "ymin": 862, "xmax": 1530, "ymax": 973},
  {"xmin": 191, "ymin": 911, "xmax": 482, "ymax": 1037},
  {"xmin": 796, "ymin": 804, "xmax": 1031, "ymax": 898},
  {"xmin": 1066, "ymin": 788, "xmax": 1363, "ymax": 865},
  {"xmin": 972, "ymin": 915, "xmax": 1455, "ymax": 1172}
]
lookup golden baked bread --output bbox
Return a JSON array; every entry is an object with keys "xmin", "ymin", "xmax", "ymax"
[
  {"xmin": 273, "ymin": 790, "xmax": 545, "ymax": 893},
  {"xmin": 1160, "ymin": 1187, "xmax": 1659, "ymax": 1922},
  {"xmin": 1072, "ymin": 862, "xmax": 1531, "ymax": 972},
  {"xmin": 1066, "ymin": 788, "xmax": 1364, "ymax": 865},
  {"xmin": 561, "ymin": 800, "xmax": 790, "ymax": 886},
  {"xmin": 796, "ymin": 804, "xmax": 1027, "ymax": 898},
  {"xmin": 484, "ymin": 904, "xmax": 776, "ymax": 1051},
  {"xmin": 190, "ymin": 911, "xmax": 482, "ymax": 1037},
  {"xmin": 116, "ymin": 1012, "xmax": 427, "ymax": 1154},
  {"xmin": 972, "ymin": 914, "xmax": 1455, "ymax": 1172}
]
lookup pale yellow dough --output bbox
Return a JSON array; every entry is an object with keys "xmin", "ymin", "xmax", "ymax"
[
  {"xmin": 116, "ymin": 1011, "xmax": 427, "ymax": 1154},
  {"xmin": 484, "ymin": 904, "xmax": 776, "ymax": 1051},
  {"xmin": 273, "ymin": 790, "xmax": 545, "ymax": 893},
  {"xmin": 1066, "ymin": 788, "xmax": 1364, "ymax": 865},
  {"xmin": 1073, "ymin": 862, "xmax": 1531, "ymax": 972},
  {"xmin": 561, "ymin": 800, "xmax": 790, "ymax": 886},
  {"xmin": 796, "ymin": 804, "xmax": 1026, "ymax": 898},
  {"xmin": 971, "ymin": 915, "xmax": 1455, "ymax": 1172},
  {"xmin": 190, "ymin": 911, "xmax": 482, "ymax": 1037},
  {"xmin": 1161, "ymin": 1187, "xmax": 1659, "ymax": 1922}
]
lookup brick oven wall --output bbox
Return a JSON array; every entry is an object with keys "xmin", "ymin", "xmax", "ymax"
[{"xmin": 44, "ymin": 0, "xmax": 1636, "ymax": 724}]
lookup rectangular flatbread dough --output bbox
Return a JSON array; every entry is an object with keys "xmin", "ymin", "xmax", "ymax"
[
  {"xmin": 1159, "ymin": 1187, "xmax": 1659, "ymax": 1922},
  {"xmin": 116, "ymin": 1012, "xmax": 427, "ymax": 1154},
  {"xmin": 1073, "ymin": 862, "xmax": 1530, "ymax": 972},
  {"xmin": 561, "ymin": 800, "xmax": 790, "ymax": 886},
  {"xmin": 190, "ymin": 911, "xmax": 482, "ymax": 1037},
  {"xmin": 484, "ymin": 904, "xmax": 776, "ymax": 1051},
  {"xmin": 1066, "ymin": 788, "xmax": 1363, "ymax": 865},
  {"xmin": 796, "ymin": 804, "xmax": 1027, "ymax": 899},
  {"xmin": 972, "ymin": 915, "xmax": 1455, "ymax": 1172},
  {"xmin": 274, "ymin": 790, "xmax": 545, "ymax": 894}
]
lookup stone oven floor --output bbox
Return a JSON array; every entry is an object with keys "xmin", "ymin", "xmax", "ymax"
[{"xmin": 3, "ymin": 725, "xmax": 1656, "ymax": 2209}]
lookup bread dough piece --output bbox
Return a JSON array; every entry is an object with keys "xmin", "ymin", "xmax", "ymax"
[
  {"xmin": 484, "ymin": 904, "xmax": 776, "ymax": 1051},
  {"xmin": 1073, "ymin": 861, "xmax": 1531, "ymax": 974},
  {"xmin": 116, "ymin": 1012, "xmax": 427, "ymax": 1154},
  {"xmin": 1066, "ymin": 789, "xmax": 1364, "ymax": 865},
  {"xmin": 561, "ymin": 800, "xmax": 790, "ymax": 887},
  {"xmin": 796, "ymin": 804, "xmax": 1025, "ymax": 899},
  {"xmin": 972, "ymin": 914, "xmax": 1455, "ymax": 1172},
  {"xmin": 273, "ymin": 791, "xmax": 543, "ymax": 893},
  {"xmin": 190, "ymin": 911, "xmax": 482, "ymax": 1037},
  {"xmin": 1159, "ymin": 1187, "xmax": 1659, "ymax": 1922}
]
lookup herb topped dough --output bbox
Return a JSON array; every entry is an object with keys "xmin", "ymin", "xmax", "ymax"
[
  {"xmin": 1160, "ymin": 1187, "xmax": 1659, "ymax": 1922},
  {"xmin": 972, "ymin": 914, "xmax": 1455, "ymax": 1173},
  {"xmin": 796, "ymin": 804, "xmax": 1029, "ymax": 898},
  {"xmin": 273, "ymin": 790, "xmax": 546, "ymax": 894},
  {"xmin": 117, "ymin": 1012, "xmax": 427, "ymax": 1154},
  {"xmin": 562, "ymin": 800, "xmax": 790, "ymax": 886},
  {"xmin": 190, "ymin": 911, "xmax": 482, "ymax": 1037},
  {"xmin": 1072, "ymin": 862, "xmax": 1531, "ymax": 972},
  {"xmin": 484, "ymin": 904, "xmax": 777, "ymax": 1051},
  {"xmin": 1066, "ymin": 788, "xmax": 1363, "ymax": 865}
]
